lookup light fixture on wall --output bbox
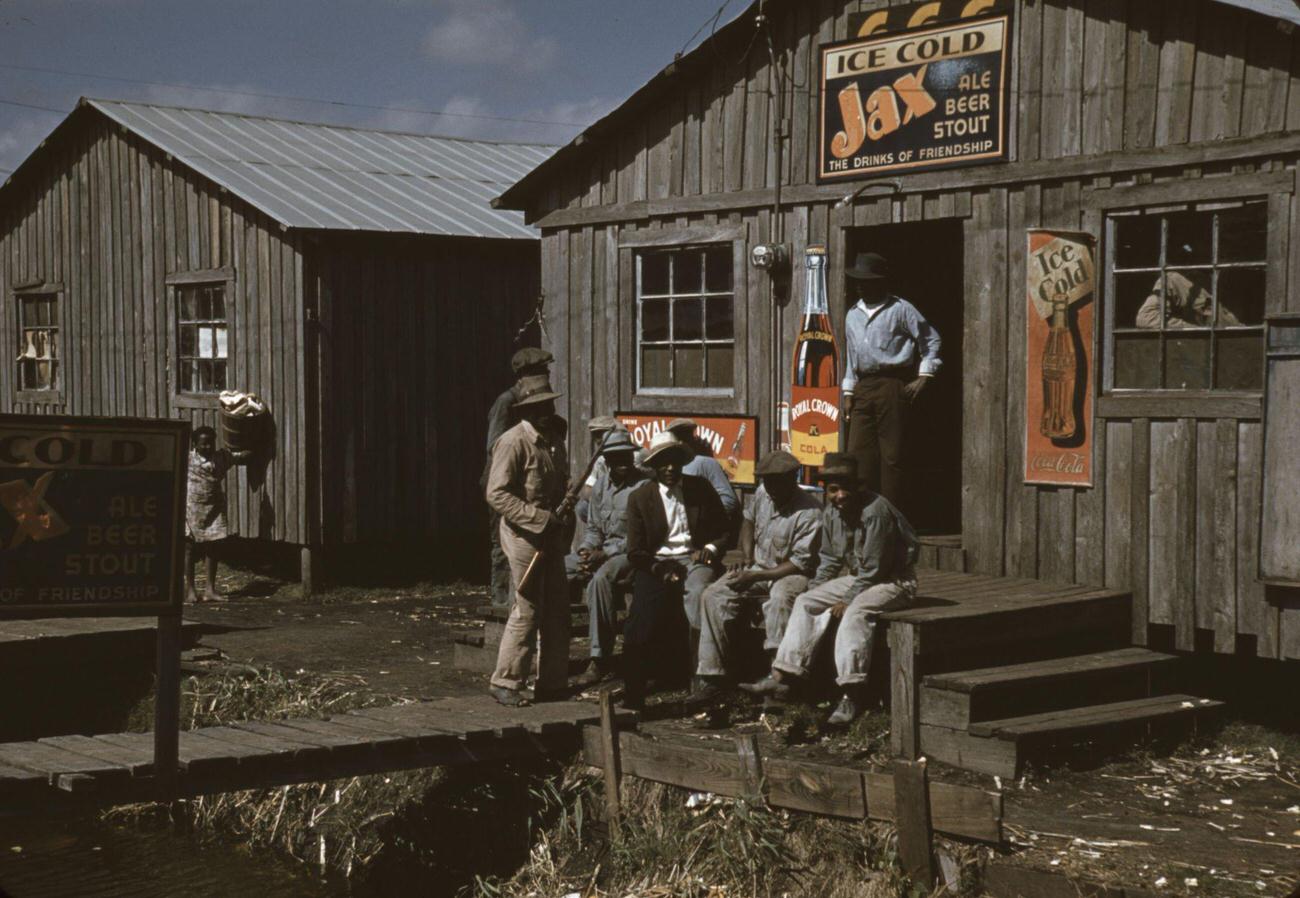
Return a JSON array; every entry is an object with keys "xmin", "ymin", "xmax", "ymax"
[{"xmin": 750, "ymin": 242, "xmax": 790, "ymax": 274}]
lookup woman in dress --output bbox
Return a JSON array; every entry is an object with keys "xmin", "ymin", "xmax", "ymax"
[{"xmin": 185, "ymin": 426, "xmax": 251, "ymax": 602}]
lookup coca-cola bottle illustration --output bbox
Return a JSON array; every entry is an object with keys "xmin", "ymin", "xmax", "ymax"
[
  {"xmin": 1040, "ymin": 294, "xmax": 1077, "ymax": 440},
  {"xmin": 791, "ymin": 245, "xmax": 840, "ymax": 481}
]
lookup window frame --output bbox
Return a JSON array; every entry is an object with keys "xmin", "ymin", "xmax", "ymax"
[
  {"xmin": 634, "ymin": 243, "xmax": 737, "ymax": 397},
  {"xmin": 13, "ymin": 283, "xmax": 64, "ymax": 401},
  {"xmin": 1103, "ymin": 202, "xmax": 1267, "ymax": 394},
  {"xmin": 167, "ymin": 267, "xmax": 234, "ymax": 407}
]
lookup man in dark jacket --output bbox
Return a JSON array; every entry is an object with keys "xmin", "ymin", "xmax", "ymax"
[
  {"xmin": 621, "ymin": 431, "xmax": 731, "ymax": 709},
  {"xmin": 483, "ymin": 347, "xmax": 553, "ymax": 607}
]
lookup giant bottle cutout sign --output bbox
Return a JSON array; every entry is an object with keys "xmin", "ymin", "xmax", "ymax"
[{"xmin": 789, "ymin": 246, "xmax": 841, "ymax": 479}]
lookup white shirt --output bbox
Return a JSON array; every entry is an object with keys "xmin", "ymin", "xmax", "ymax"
[{"xmin": 656, "ymin": 482, "xmax": 693, "ymax": 559}]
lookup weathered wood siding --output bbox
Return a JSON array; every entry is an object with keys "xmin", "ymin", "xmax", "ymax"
[
  {"xmin": 307, "ymin": 234, "xmax": 540, "ymax": 552},
  {"xmin": 522, "ymin": 0, "xmax": 1300, "ymax": 659},
  {"xmin": 0, "ymin": 111, "xmax": 307, "ymax": 543}
]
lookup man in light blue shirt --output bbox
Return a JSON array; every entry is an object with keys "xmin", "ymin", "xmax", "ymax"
[
  {"xmin": 840, "ymin": 252, "xmax": 941, "ymax": 509},
  {"xmin": 667, "ymin": 418, "xmax": 740, "ymax": 520}
]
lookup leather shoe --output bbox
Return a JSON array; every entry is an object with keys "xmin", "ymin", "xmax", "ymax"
[
  {"xmin": 690, "ymin": 676, "xmax": 726, "ymax": 703},
  {"xmin": 574, "ymin": 660, "xmax": 618, "ymax": 688},
  {"xmin": 489, "ymin": 685, "xmax": 530, "ymax": 707},
  {"xmin": 826, "ymin": 692, "xmax": 862, "ymax": 726},
  {"xmin": 738, "ymin": 675, "xmax": 791, "ymax": 700}
]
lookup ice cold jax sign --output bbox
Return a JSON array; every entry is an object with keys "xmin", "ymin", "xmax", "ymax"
[
  {"xmin": 819, "ymin": 16, "xmax": 1009, "ymax": 182},
  {"xmin": 0, "ymin": 418, "xmax": 186, "ymax": 616}
]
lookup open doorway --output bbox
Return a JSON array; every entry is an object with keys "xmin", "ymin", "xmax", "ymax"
[{"xmin": 844, "ymin": 220, "xmax": 964, "ymax": 535}]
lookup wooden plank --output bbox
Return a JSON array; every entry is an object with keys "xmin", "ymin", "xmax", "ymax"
[
  {"xmin": 735, "ymin": 733, "xmax": 763, "ymax": 798},
  {"xmin": 1240, "ymin": 14, "xmax": 1291, "ymax": 137},
  {"xmin": 0, "ymin": 741, "xmax": 130, "ymax": 784},
  {"xmin": 1005, "ymin": 185, "xmax": 1039, "ymax": 579},
  {"xmin": 763, "ymin": 756, "xmax": 865, "ymax": 818},
  {"xmin": 1148, "ymin": 419, "xmax": 1198, "ymax": 648},
  {"xmin": 1236, "ymin": 421, "xmax": 1276, "ymax": 657},
  {"xmin": 863, "ymin": 769, "xmax": 1003, "ymax": 843},
  {"xmin": 231, "ymin": 720, "xmax": 372, "ymax": 751},
  {"xmin": 893, "ymin": 759, "xmax": 935, "ymax": 889},
  {"xmin": 1154, "ymin": 1, "xmax": 1198, "ymax": 147},
  {"xmin": 1130, "ymin": 419, "xmax": 1152, "ymax": 644},
  {"xmin": 599, "ymin": 687, "xmax": 622, "ymax": 826},
  {"xmin": 1190, "ymin": 2, "xmax": 1229, "ymax": 145},
  {"xmin": 1074, "ymin": 404, "xmax": 1107, "ymax": 587},
  {"xmin": 888, "ymin": 622, "xmax": 919, "ymax": 759},
  {"xmin": 1103, "ymin": 421, "xmax": 1133, "ymax": 593},
  {"xmin": 1123, "ymin": 0, "xmax": 1161, "ymax": 150},
  {"xmin": 1016, "ymin": 0, "xmax": 1043, "ymax": 162},
  {"xmin": 1096, "ymin": 391, "xmax": 1263, "ymax": 420},
  {"xmin": 972, "ymin": 694, "xmax": 1222, "ymax": 739},
  {"xmin": 38, "ymin": 734, "xmax": 154, "ymax": 776},
  {"xmin": 1197, "ymin": 419, "xmax": 1239, "ymax": 652}
]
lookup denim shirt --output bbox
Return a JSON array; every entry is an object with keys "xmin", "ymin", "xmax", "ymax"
[
  {"xmin": 579, "ymin": 468, "xmax": 644, "ymax": 556},
  {"xmin": 744, "ymin": 485, "xmax": 822, "ymax": 575},
  {"xmin": 841, "ymin": 296, "xmax": 942, "ymax": 391}
]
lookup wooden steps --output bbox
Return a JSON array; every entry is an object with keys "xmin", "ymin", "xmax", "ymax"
[{"xmin": 915, "ymin": 535, "xmax": 966, "ymax": 573}]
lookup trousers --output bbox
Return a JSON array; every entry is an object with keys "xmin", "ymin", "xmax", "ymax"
[
  {"xmin": 488, "ymin": 511, "xmax": 512, "ymax": 608},
  {"xmin": 564, "ymin": 552, "xmax": 633, "ymax": 659},
  {"xmin": 847, "ymin": 375, "xmax": 908, "ymax": 509},
  {"xmin": 772, "ymin": 572, "xmax": 916, "ymax": 686},
  {"xmin": 491, "ymin": 520, "xmax": 570, "ymax": 691},
  {"xmin": 696, "ymin": 572, "xmax": 809, "ymax": 678}
]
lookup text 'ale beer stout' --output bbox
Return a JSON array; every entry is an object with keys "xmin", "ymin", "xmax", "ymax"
[
  {"xmin": 790, "ymin": 246, "xmax": 840, "ymax": 482},
  {"xmin": 1040, "ymin": 292, "xmax": 1078, "ymax": 440}
]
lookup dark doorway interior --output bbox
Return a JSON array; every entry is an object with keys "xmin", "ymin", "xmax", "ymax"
[{"xmin": 845, "ymin": 220, "xmax": 964, "ymax": 535}]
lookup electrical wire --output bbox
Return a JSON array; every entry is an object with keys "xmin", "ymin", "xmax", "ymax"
[
  {"xmin": 0, "ymin": 97, "xmax": 65, "ymax": 114},
  {"xmin": 0, "ymin": 63, "xmax": 589, "ymax": 130}
]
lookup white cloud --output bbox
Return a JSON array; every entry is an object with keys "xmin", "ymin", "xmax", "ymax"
[
  {"xmin": 371, "ymin": 94, "xmax": 612, "ymax": 144},
  {"xmin": 423, "ymin": 0, "xmax": 557, "ymax": 73}
]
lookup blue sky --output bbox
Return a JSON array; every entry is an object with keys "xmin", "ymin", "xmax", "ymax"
[{"xmin": 0, "ymin": 0, "xmax": 743, "ymax": 173}]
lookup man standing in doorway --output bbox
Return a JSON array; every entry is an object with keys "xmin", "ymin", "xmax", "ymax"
[
  {"xmin": 483, "ymin": 347, "xmax": 554, "ymax": 608},
  {"xmin": 485, "ymin": 374, "xmax": 570, "ymax": 706},
  {"xmin": 841, "ymin": 252, "xmax": 941, "ymax": 510}
]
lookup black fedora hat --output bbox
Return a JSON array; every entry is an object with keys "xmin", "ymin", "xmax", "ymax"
[
  {"xmin": 845, "ymin": 252, "xmax": 888, "ymax": 281},
  {"xmin": 816, "ymin": 452, "xmax": 859, "ymax": 483}
]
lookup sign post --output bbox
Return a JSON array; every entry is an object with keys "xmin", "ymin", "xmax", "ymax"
[{"xmin": 0, "ymin": 414, "xmax": 190, "ymax": 780}]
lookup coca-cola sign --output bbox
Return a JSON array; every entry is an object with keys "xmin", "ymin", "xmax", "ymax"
[
  {"xmin": 818, "ymin": 13, "xmax": 1009, "ymax": 183},
  {"xmin": 1025, "ymin": 230, "xmax": 1096, "ymax": 488}
]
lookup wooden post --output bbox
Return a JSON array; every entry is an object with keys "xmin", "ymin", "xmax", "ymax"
[
  {"xmin": 300, "ymin": 545, "xmax": 315, "ymax": 596},
  {"xmin": 153, "ymin": 612, "xmax": 183, "ymax": 784},
  {"xmin": 889, "ymin": 623, "xmax": 920, "ymax": 758},
  {"xmin": 893, "ymin": 758, "xmax": 936, "ymax": 890},
  {"xmin": 598, "ymin": 686, "xmax": 622, "ymax": 828},
  {"xmin": 735, "ymin": 733, "xmax": 764, "ymax": 799}
]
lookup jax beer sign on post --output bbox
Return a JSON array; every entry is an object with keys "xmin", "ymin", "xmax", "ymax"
[
  {"xmin": 617, "ymin": 413, "xmax": 759, "ymax": 487},
  {"xmin": 818, "ymin": 14, "xmax": 1009, "ymax": 182},
  {"xmin": 1024, "ymin": 231, "xmax": 1096, "ymax": 487},
  {"xmin": 0, "ymin": 415, "xmax": 188, "ymax": 617}
]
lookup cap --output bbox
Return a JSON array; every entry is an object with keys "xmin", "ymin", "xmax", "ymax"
[
  {"xmin": 588, "ymin": 415, "xmax": 620, "ymax": 433},
  {"xmin": 510, "ymin": 347, "xmax": 554, "ymax": 374},
  {"xmin": 816, "ymin": 452, "xmax": 858, "ymax": 483},
  {"xmin": 755, "ymin": 449, "xmax": 801, "ymax": 476},
  {"xmin": 642, "ymin": 431, "xmax": 691, "ymax": 467},
  {"xmin": 513, "ymin": 375, "xmax": 561, "ymax": 407},
  {"xmin": 599, "ymin": 430, "xmax": 637, "ymax": 455},
  {"xmin": 666, "ymin": 417, "xmax": 697, "ymax": 434}
]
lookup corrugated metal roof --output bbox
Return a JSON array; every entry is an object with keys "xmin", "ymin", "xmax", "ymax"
[
  {"xmin": 1219, "ymin": 0, "xmax": 1300, "ymax": 27},
  {"xmin": 86, "ymin": 99, "xmax": 557, "ymax": 239}
]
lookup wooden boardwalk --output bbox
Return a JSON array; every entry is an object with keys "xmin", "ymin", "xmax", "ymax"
[
  {"xmin": 0, "ymin": 616, "xmax": 202, "ymax": 648},
  {"xmin": 0, "ymin": 696, "xmax": 635, "ymax": 811}
]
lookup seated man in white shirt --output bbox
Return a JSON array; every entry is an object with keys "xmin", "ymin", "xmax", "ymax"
[{"xmin": 621, "ymin": 432, "xmax": 732, "ymax": 710}]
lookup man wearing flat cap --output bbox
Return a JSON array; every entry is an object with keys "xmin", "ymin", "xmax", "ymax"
[
  {"xmin": 841, "ymin": 252, "xmax": 941, "ymax": 511},
  {"xmin": 567, "ymin": 429, "xmax": 645, "ymax": 686},
  {"xmin": 484, "ymin": 374, "xmax": 570, "ymax": 706},
  {"xmin": 741, "ymin": 452, "xmax": 920, "ymax": 725},
  {"xmin": 666, "ymin": 418, "xmax": 740, "ymax": 520},
  {"xmin": 694, "ymin": 449, "xmax": 821, "ymax": 697},
  {"xmin": 575, "ymin": 415, "xmax": 628, "ymax": 525},
  {"xmin": 621, "ymin": 431, "xmax": 732, "ymax": 709},
  {"xmin": 483, "ymin": 347, "xmax": 554, "ymax": 608}
]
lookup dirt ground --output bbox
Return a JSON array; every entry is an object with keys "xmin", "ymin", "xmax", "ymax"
[{"xmin": 182, "ymin": 562, "xmax": 1300, "ymax": 898}]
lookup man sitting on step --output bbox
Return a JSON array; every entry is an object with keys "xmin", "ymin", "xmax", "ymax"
[
  {"xmin": 694, "ymin": 449, "xmax": 821, "ymax": 699},
  {"xmin": 566, "ymin": 430, "xmax": 645, "ymax": 686},
  {"xmin": 741, "ymin": 452, "xmax": 919, "ymax": 725}
]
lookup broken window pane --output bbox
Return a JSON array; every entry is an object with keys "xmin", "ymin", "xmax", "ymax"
[
  {"xmin": 1217, "ymin": 203, "xmax": 1267, "ymax": 263},
  {"xmin": 1114, "ymin": 215, "xmax": 1161, "ymax": 269},
  {"xmin": 1117, "ymin": 272, "xmax": 1160, "ymax": 329},
  {"xmin": 1215, "ymin": 267, "xmax": 1265, "ymax": 326},
  {"xmin": 1166, "ymin": 211, "xmax": 1213, "ymax": 266}
]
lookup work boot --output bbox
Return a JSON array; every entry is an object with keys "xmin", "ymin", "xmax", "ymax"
[
  {"xmin": 826, "ymin": 689, "xmax": 864, "ymax": 726},
  {"xmin": 690, "ymin": 675, "xmax": 726, "ymax": 704},
  {"xmin": 738, "ymin": 674, "xmax": 791, "ymax": 700},
  {"xmin": 489, "ymin": 685, "xmax": 530, "ymax": 708},
  {"xmin": 574, "ymin": 658, "xmax": 618, "ymax": 689}
]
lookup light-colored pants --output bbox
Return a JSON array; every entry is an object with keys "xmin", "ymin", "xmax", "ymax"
[
  {"xmin": 772, "ymin": 573, "xmax": 917, "ymax": 686},
  {"xmin": 679, "ymin": 561, "xmax": 721, "ymax": 631},
  {"xmin": 565, "ymin": 553, "xmax": 633, "ymax": 659},
  {"xmin": 696, "ymin": 572, "xmax": 809, "ymax": 678},
  {"xmin": 492, "ymin": 521, "xmax": 570, "ymax": 691}
]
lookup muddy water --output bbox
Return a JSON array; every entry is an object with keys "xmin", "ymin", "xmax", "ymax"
[{"xmin": 0, "ymin": 815, "xmax": 373, "ymax": 898}]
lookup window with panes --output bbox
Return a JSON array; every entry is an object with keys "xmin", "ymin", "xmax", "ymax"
[
  {"xmin": 176, "ymin": 282, "xmax": 229, "ymax": 394},
  {"xmin": 16, "ymin": 293, "xmax": 59, "ymax": 391},
  {"xmin": 1107, "ymin": 202, "xmax": 1266, "ymax": 391},
  {"xmin": 636, "ymin": 246, "xmax": 734, "ymax": 392}
]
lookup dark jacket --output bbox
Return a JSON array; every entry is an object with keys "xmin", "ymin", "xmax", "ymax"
[{"xmin": 626, "ymin": 475, "xmax": 732, "ymax": 572}]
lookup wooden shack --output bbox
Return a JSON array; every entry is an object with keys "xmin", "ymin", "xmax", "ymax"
[
  {"xmin": 497, "ymin": 0, "xmax": 1300, "ymax": 768},
  {"xmin": 0, "ymin": 98, "xmax": 551, "ymax": 582}
]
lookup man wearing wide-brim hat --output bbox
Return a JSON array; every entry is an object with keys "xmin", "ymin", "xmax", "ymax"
[
  {"xmin": 565, "ymin": 428, "xmax": 646, "ymax": 687},
  {"xmin": 482, "ymin": 347, "xmax": 554, "ymax": 608},
  {"xmin": 484, "ymin": 374, "xmax": 570, "ymax": 706},
  {"xmin": 621, "ymin": 431, "xmax": 732, "ymax": 709},
  {"xmin": 740, "ymin": 452, "xmax": 920, "ymax": 725},
  {"xmin": 840, "ymin": 252, "xmax": 941, "ymax": 511},
  {"xmin": 694, "ymin": 449, "xmax": 821, "ymax": 700}
]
